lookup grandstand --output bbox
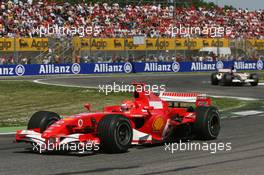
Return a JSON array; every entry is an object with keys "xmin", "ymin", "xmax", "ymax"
[
  {"xmin": 0, "ymin": 0, "xmax": 263, "ymax": 64},
  {"xmin": 0, "ymin": 0, "xmax": 263, "ymax": 38}
]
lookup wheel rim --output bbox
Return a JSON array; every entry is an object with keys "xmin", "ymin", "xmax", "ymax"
[
  {"xmin": 209, "ymin": 113, "xmax": 220, "ymax": 136},
  {"xmin": 116, "ymin": 122, "xmax": 131, "ymax": 145}
]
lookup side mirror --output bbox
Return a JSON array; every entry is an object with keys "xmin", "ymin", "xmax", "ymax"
[{"xmin": 84, "ymin": 103, "xmax": 91, "ymax": 111}]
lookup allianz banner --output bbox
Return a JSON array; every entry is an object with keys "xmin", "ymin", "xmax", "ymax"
[
  {"xmin": 0, "ymin": 38, "xmax": 48, "ymax": 52},
  {"xmin": 132, "ymin": 60, "xmax": 264, "ymax": 72},
  {"xmin": 0, "ymin": 63, "xmax": 133, "ymax": 76},
  {"xmin": 0, "ymin": 61, "xmax": 263, "ymax": 76}
]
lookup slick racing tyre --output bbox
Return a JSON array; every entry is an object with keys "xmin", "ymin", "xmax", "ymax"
[
  {"xmin": 27, "ymin": 111, "xmax": 61, "ymax": 133},
  {"xmin": 250, "ymin": 73, "xmax": 258, "ymax": 86},
  {"xmin": 98, "ymin": 114, "xmax": 132, "ymax": 153},
  {"xmin": 193, "ymin": 106, "xmax": 221, "ymax": 140},
  {"xmin": 220, "ymin": 73, "xmax": 232, "ymax": 86},
  {"xmin": 211, "ymin": 72, "xmax": 219, "ymax": 85}
]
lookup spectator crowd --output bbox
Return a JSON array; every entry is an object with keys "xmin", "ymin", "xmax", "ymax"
[{"xmin": 0, "ymin": 1, "xmax": 263, "ymax": 38}]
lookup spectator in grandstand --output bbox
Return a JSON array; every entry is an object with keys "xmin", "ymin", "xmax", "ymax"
[
  {"xmin": 0, "ymin": 1, "xmax": 263, "ymax": 38},
  {"xmin": 0, "ymin": 1, "xmax": 262, "ymax": 64},
  {"xmin": 21, "ymin": 57, "xmax": 28, "ymax": 64},
  {"xmin": 0, "ymin": 57, "xmax": 6, "ymax": 65}
]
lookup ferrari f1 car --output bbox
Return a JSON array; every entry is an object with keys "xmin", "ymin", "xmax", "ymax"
[
  {"xmin": 211, "ymin": 69, "xmax": 258, "ymax": 86},
  {"xmin": 16, "ymin": 83, "xmax": 221, "ymax": 154}
]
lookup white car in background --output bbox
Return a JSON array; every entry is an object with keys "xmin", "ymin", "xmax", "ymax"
[{"xmin": 211, "ymin": 68, "xmax": 259, "ymax": 86}]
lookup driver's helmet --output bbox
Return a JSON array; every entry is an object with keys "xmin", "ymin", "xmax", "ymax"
[
  {"xmin": 121, "ymin": 100, "xmax": 134, "ymax": 112},
  {"xmin": 231, "ymin": 65, "xmax": 237, "ymax": 73}
]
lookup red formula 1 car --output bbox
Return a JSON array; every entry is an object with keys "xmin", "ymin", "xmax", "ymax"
[{"xmin": 16, "ymin": 83, "xmax": 221, "ymax": 154}]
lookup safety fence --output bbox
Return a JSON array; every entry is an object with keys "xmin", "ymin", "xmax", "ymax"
[
  {"xmin": 0, "ymin": 60, "xmax": 263, "ymax": 76},
  {"xmin": 1, "ymin": 38, "xmax": 263, "ymax": 65}
]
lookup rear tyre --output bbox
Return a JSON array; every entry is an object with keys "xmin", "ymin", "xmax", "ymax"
[
  {"xmin": 211, "ymin": 73, "xmax": 219, "ymax": 85},
  {"xmin": 220, "ymin": 73, "xmax": 232, "ymax": 86},
  {"xmin": 27, "ymin": 111, "xmax": 61, "ymax": 133},
  {"xmin": 250, "ymin": 73, "xmax": 258, "ymax": 86},
  {"xmin": 193, "ymin": 106, "xmax": 221, "ymax": 140},
  {"xmin": 98, "ymin": 114, "xmax": 132, "ymax": 153}
]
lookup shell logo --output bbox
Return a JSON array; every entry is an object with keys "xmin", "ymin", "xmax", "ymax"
[{"xmin": 152, "ymin": 117, "xmax": 165, "ymax": 131}]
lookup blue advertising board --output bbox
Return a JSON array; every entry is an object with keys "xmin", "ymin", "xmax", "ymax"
[{"xmin": 0, "ymin": 60, "xmax": 263, "ymax": 76}]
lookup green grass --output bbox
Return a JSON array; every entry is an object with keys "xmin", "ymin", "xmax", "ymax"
[
  {"xmin": 0, "ymin": 81, "xmax": 131, "ymax": 127},
  {"xmin": 212, "ymin": 97, "xmax": 246, "ymax": 111},
  {"xmin": 0, "ymin": 126, "xmax": 25, "ymax": 133},
  {"xmin": 0, "ymin": 81, "xmax": 262, "ymax": 127}
]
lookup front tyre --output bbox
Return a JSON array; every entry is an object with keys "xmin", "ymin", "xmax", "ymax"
[
  {"xmin": 220, "ymin": 73, "xmax": 232, "ymax": 86},
  {"xmin": 211, "ymin": 72, "xmax": 219, "ymax": 85},
  {"xmin": 193, "ymin": 106, "xmax": 221, "ymax": 140},
  {"xmin": 98, "ymin": 114, "xmax": 132, "ymax": 153},
  {"xmin": 27, "ymin": 111, "xmax": 61, "ymax": 133},
  {"xmin": 250, "ymin": 73, "xmax": 258, "ymax": 86}
]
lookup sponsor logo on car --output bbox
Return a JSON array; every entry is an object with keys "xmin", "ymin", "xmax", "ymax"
[
  {"xmin": 78, "ymin": 119, "xmax": 83, "ymax": 127},
  {"xmin": 152, "ymin": 117, "xmax": 165, "ymax": 131}
]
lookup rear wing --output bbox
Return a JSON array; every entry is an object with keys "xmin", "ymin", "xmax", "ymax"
[
  {"xmin": 159, "ymin": 92, "xmax": 212, "ymax": 106},
  {"xmin": 218, "ymin": 69, "xmax": 231, "ymax": 73}
]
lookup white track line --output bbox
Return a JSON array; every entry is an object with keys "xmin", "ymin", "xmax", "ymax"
[
  {"xmin": 211, "ymin": 95, "xmax": 258, "ymax": 101},
  {"xmin": 30, "ymin": 73, "xmax": 210, "ymax": 79},
  {"xmin": 59, "ymin": 73, "xmax": 200, "ymax": 78},
  {"xmin": 34, "ymin": 79, "xmax": 261, "ymax": 101},
  {"xmin": 233, "ymin": 110, "xmax": 264, "ymax": 116},
  {"xmin": 33, "ymin": 79, "xmax": 96, "ymax": 89},
  {"xmin": 0, "ymin": 132, "xmax": 16, "ymax": 135}
]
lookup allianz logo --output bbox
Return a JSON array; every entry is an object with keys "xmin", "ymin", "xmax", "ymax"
[
  {"xmin": 0, "ymin": 65, "xmax": 25, "ymax": 76},
  {"xmin": 234, "ymin": 61, "xmax": 263, "ymax": 70},
  {"xmin": 191, "ymin": 61, "xmax": 224, "ymax": 71},
  {"xmin": 144, "ymin": 62, "xmax": 180, "ymax": 72},
  {"xmin": 39, "ymin": 63, "xmax": 81, "ymax": 74},
  {"xmin": 94, "ymin": 62, "xmax": 133, "ymax": 73}
]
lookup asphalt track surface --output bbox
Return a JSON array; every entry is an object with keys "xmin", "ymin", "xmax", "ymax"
[
  {"xmin": 1, "ymin": 73, "xmax": 264, "ymax": 175},
  {"xmin": 35, "ymin": 73, "xmax": 264, "ymax": 99}
]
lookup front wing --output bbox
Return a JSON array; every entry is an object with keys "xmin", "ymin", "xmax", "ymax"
[{"xmin": 16, "ymin": 128, "xmax": 161, "ymax": 153}]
